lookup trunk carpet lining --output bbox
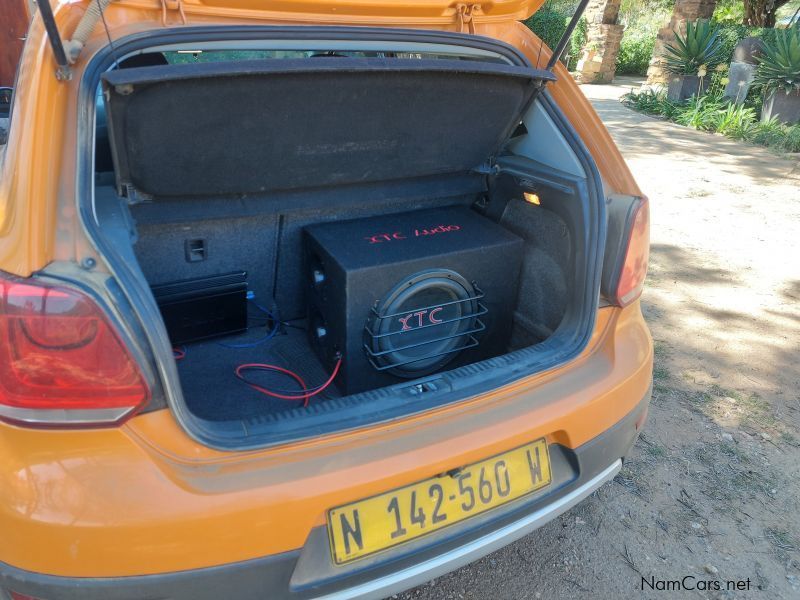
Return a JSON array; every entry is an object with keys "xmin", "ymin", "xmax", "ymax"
[
  {"xmin": 177, "ymin": 320, "xmax": 342, "ymax": 422},
  {"xmin": 130, "ymin": 194, "xmax": 572, "ymax": 422}
]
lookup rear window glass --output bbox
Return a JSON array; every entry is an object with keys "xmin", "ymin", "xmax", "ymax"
[{"xmin": 161, "ymin": 50, "xmax": 506, "ymax": 63}]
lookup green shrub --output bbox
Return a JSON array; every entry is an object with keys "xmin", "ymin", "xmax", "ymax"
[
  {"xmin": 569, "ymin": 16, "xmax": 588, "ymax": 70},
  {"xmin": 661, "ymin": 95, "xmax": 684, "ymax": 119},
  {"xmin": 613, "ymin": 17, "xmax": 783, "ymax": 79},
  {"xmin": 753, "ymin": 26, "xmax": 800, "ymax": 95},
  {"xmin": 715, "ymin": 23, "xmax": 751, "ymax": 62},
  {"xmin": 525, "ymin": 9, "xmax": 569, "ymax": 53},
  {"xmin": 663, "ymin": 19, "xmax": 727, "ymax": 75},
  {"xmin": 622, "ymin": 88, "xmax": 800, "ymax": 153},
  {"xmin": 674, "ymin": 94, "xmax": 723, "ymax": 130},
  {"xmin": 750, "ymin": 117, "xmax": 782, "ymax": 144},
  {"xmin": 714, "ymin": 102, "xmax": 758, "ymax": 138},
  {"xmin": 524, "ymin": 2, "xmax": 586, "ymax": 70},
  {"xmin": 620, "ymin": 0, "xmax": 673, "ymax": 32},
  {"xmin": 784, "ymin": 124, "xmax": 800, "ymax": 152},
  {"xmin": 713, "ymin": 0, "xmax": 746, "ymax": 25},
  {"xmin": 616, "ymin": 0, "xmax": 671, "ymax": 76},
  {"xmin": 621, "ymin": 88, "xmax": 666, "ymax": 113},
  {"xmin": 749, "ymin": 118, "xmax": 800, "ymax": 152},
  {"xmin": 617, "ymin": 32, "xmax": 655, "ymax": 75},
  {"xmin": 612, "ymin": 3, "xmax": 788, "ymax": 78},
  {"xmin": 714, "ymin": 23, "xmax": 780, "ymax": 65}
]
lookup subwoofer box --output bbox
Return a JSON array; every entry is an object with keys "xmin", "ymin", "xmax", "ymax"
[{"xmin": 304, "ymin": 206, "xmax": 523, "ymax": 395}]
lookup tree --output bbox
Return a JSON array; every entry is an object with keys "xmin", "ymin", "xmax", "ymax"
[{"xmin": 743, "ymin": 0, "xmax": 792, "ymax": 27}]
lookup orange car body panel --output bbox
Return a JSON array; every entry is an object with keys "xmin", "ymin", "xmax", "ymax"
[
  {"xmin": 1, "ymin": 303, "xmax": 651, "ymax": 576},
  {"xmin": 0, "ymin": 0, "xmax": 651, "ymax": 579}
]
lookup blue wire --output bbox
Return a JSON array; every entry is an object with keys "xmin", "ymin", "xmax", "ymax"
[
  {"xmin": 217, "ymin": 326, "xmax": 277, "ymax": 349},
  {"xmin": 248, "ymin": 298, "xmax": 275, "ymax": 318},
  {"xmin": 216, "ymin": 298, "xmax": 279, "ymax": 349}
]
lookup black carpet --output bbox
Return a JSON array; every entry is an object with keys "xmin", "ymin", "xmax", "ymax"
[{"xmin": 177, "ymin": 320, "xmax": 341, "ymax": 422}]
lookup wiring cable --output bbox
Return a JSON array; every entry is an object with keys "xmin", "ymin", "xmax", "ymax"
[
  {"xmin": 234, "ymin": 357, "xmax": 343, "ymax": 407},
  {"xmin": 173, "ymin": 297, "xmax": 298, "ymax": 354},
  {"xmin": 217, "ymin": 300, "xmax": 280, "ymax": 349},
  {"xmin": 217, "ymin": 326, "xmax": 278, "ymax": 349},
  {"xmin": 246, "ymin": 298, "xmax": 306, "ymax": 330}
]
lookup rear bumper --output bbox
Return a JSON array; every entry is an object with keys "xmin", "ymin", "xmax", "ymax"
[{"xmin": 0, "ymin": 392, "xmax": 647, "ymax": 600}]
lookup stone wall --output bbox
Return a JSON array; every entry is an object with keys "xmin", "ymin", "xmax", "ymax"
[
  {"xmin": 575, "ymin": 0, "xmax": 624, "ymax": 84},
  {"xmin": 646, "ymin": 0, "xmax": 717, "ymax": 84}
]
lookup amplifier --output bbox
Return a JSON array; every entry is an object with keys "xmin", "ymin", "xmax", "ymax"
[
  {"xmin": 151, "ymin": 271, "xmax": 248, "ymax": 345},
  {"xmin": 304, "ymin": 206, "xmax": 523, "ymax": 395}
]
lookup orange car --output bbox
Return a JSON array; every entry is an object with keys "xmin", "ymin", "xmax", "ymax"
[{"xmin": 0, "ymin": 1, "xmax": 651, "ymax": 598}]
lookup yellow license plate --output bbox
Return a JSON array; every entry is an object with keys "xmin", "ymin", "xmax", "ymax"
[{"xmin": 328, "ymin": 438, "xmax": 551, "ymax": 564}]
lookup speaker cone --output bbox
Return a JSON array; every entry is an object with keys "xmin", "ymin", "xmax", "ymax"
[{"xmin": 366, "ymin": 269, "xmax": 478, "ymax": 377}]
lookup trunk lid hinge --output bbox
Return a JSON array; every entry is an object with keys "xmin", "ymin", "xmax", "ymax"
[
  {"xmin": 454, "ymin": 3, "xmax": 482, "ymax": 34},
  {"xmin": 160, "ymin": 0, "xmax": 188, "ymax": 26}
]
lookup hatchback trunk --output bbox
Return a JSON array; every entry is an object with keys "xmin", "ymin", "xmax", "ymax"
[{"xmin": 87, "ymin": 43, "xmax": 606, "ymax": 449}]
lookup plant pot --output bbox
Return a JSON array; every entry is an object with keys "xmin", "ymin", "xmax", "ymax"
[
  {"xmin": 761, "ymin": 89, "xmax": 800, "ymax": 125},
  {"xmin": 723, "ymin": 62, "xmax": 757, "ymax": 104},
  {"xmin": 732, "ymin": 37, "xmax": 766, "ymax": 65},
  {"xmin": 667, "ymin": 74, "xmax": 708, "ymax": 102}
]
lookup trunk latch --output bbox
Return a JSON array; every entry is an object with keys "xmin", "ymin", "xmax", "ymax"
[{"xmin": 454, "ymin": 3, "xmax": 482, "ymax": 34}]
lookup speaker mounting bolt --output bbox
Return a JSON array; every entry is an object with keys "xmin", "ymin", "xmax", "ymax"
[
  {"xmin": 315, "ymin": 325, "xmax": 327, "ymax": 339},
  {"xmin": 312, "ymin": 269, "xmax": 325, "ymax": 285}
]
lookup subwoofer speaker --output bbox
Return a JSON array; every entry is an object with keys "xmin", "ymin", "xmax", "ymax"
[
  {"xmin": 304, "ymin": 206, "xmax": 523, "ymax": 395},
  {"xmin": 366, "ymin": 269, "xmax": 481, "ymax": 377}
]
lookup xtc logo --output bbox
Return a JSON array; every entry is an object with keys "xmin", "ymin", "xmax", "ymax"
[
  {"xmin": 398, "ymin": 307, "xmax": 444, "ymax": 331},
  {"xmin": 365, "ymin": 232, "xmax": 406, "ymax": 244},
  {"xmin": 364, "ymin": 224, "xmax": 461, "ymax": 244}
]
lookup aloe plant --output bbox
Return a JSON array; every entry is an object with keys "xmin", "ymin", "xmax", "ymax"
[
  {"xmin": 663, "ymin": 20, "xmax": 725, "ymax": 76},
  {"xmin": 754, "ymin": 26, "xmax": 800, "ymax": 95}
]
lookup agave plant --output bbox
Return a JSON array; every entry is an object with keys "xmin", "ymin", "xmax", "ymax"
[
  {"xmin": 754, "ymin": 26, "xmax": 800, "ymax": 95},
  {"xmin": 663, "ymin": 20, "xmax": 726, "ymax": 76}
]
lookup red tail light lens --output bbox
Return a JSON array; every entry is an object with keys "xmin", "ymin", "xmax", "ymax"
[
  {"xmin": 0, "ymin": 273, "xmax": 149, "ymax": 427},
  {"xmin": 615, "ymin": 198, "xmax": 650, "ymax": 307},
  {"xmin": 8, "ymin": 590, "xmax": 45, "ymax": 600}
]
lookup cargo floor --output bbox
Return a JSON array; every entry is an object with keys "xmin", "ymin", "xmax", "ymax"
[{"xmin": 176, "ymin": 320, "xmax": 342, "ymax": 422}]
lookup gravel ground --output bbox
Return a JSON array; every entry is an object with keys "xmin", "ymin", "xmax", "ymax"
[{"xmin": 397, "ymin": 77, "xmax": 800, "ymax": 600}]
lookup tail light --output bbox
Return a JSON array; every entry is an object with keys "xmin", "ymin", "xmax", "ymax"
[
  {"xmin": 615, "ymin": 198, "xmax": 650, "ymax": 307},
  {"xmin": 8, "ymin": 591, "xmax": 45, "ymax": 600},
  {"xmin": 0, "ymin": 272, "xmax": 149, "ymax": 428}
]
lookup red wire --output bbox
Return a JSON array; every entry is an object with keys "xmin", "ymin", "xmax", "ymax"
[
  {"xmin": 172, "ymin": 346, "xmax": 186, "ymax": 361},
  {"xmin": 236, "ymin": 363, "xmax": 310, "ymax": 405},
  {"xmin": 235, "ymin": 358, "xmax": 342, "ymax": 407}
]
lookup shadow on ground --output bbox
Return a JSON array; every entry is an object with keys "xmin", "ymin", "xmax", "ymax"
[{"xmin": 590, "ymin": 97, "xmax": 799, "ymax": 184}]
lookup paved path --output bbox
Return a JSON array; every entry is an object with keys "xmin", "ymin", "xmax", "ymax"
[{"xmin": 398, "ymin": 79, "xmax": 800, "ymax": 600}]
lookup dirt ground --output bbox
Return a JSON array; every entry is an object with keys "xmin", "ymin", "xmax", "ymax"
[{"xmin": 397, "ymin": 78, "xmax": 800, "ymax": 600}]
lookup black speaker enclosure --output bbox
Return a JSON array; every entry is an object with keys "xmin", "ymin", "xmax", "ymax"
[{"xmin": 304, "ymin": 206, "xmax": 523, "ymax": 395}]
